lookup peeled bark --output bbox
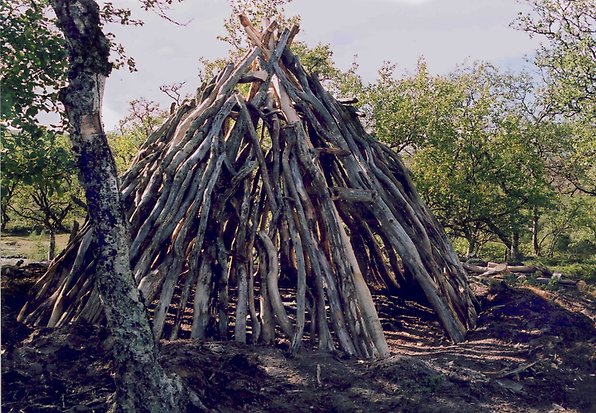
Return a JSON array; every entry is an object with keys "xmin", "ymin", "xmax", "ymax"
[{"xmin": 20, "ymin": 14, "xmax": 478, "ymax": 359}]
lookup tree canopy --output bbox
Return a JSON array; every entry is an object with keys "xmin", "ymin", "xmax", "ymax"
[
  {"xmin": 0, "ymin": 0, "xmax": 67, "ymax": 133},
  {"xmin": 2, "ymin": 0, "xmax": 594, "ymax": 269}
]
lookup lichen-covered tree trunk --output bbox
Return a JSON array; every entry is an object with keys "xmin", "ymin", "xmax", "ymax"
[{"xmin": 47, "ymin": 1, "xmax": 194, "ymax": 411}]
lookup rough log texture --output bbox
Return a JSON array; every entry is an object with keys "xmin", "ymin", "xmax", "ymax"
[{"xmin": 20, "ymin": 16, "xmax": 478, "ymax": 359}]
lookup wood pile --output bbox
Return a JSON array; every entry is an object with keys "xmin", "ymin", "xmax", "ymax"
[{"xmin": 19, "ymin": 16, "xmax": 478, "ymax": 358}]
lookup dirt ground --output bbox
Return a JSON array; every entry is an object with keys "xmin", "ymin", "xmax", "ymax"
[{"xmin": 2, "ymin": 264, "xmax": 595, "ymax": 413}]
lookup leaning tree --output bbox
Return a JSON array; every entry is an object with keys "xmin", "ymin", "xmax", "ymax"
[{"xmin": 20, "ymin": 16, "xmax": 478, "ymax": 359}]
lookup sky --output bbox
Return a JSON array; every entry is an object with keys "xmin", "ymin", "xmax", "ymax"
[{"xmin": 102, "ymin": 0, "xmax": 540, "ymax": 130}]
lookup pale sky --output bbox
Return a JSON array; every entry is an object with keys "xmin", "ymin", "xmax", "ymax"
[{"xmin": 102, "ymin": 0, "xmax": 540, "ymax": 130}]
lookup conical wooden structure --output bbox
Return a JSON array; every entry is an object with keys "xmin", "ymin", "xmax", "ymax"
[{"xmin": 19, "ymin": 17, "xmax": 478, "ymax": 358}]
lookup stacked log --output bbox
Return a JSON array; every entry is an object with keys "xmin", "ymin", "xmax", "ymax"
[{"xmin": 19, "ymin": 16, "xmax": 478, "ymax": 358}]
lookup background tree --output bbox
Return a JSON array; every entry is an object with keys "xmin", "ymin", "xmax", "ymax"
[
  {"xmin": 514, "ymin": 0, "xmax": 595, "ymax": 116},
  {"xmin": 0, "ymin": 0, "xmax": 67, "ymax": 133},
  {"xmin": 0, "ymin": 0, "xmax": 74, "ymax": 238},
  {"xmin": 291, "ymin": 42, "xmax": 341, "ymax": 81},
  {"xmin": 538, "ymin": 195, "xmax": 596, "ymax": 258},
  {"xmin": 2, "ymin": 128, "xmax": 82, "ymax": 258},
  {"xmin": 0, "ymin": 0, "xmax": 149, "ymax": 249},
  {"xmin": 366, "ymin": 60, "xmax": 446, "ymax": 154},
  {"xmin": 366, "ymin": 62, "xmax": 553, "ymax": 260},
  {"xmin": 0, "ymin": 0, "xmax": 148, "ymax": 133},
  {"xmin": 108, "ymin": 98, "xmax": 167, "ymax": 170},
  {"xmin": 514, "ymin": 0, "xmax": 595, "ymax": 196}
]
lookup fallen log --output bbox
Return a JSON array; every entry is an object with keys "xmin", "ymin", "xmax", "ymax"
[
  {"xmin": 534, "ymin": 277, "xmax": 577, "ymax": 286},
  {"xmin": 462, "ymin": 262, "xmax": 551, "ymax": 276}
]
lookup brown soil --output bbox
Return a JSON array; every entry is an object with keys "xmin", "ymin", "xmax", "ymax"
[{"xmin": 2, "ymin": 265, "xmax": 595, "ymax": 413}]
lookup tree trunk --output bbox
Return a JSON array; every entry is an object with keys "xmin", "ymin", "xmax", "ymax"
[
  {"xmin": 48, "ymin": 228, "xmax": 56, "ymax": 261},
  {"xmin": 510, "ymin": 230, "xmax": 522, "ymax": 264},
  {"xmin": 465, "ymin": 233, "xmax": 477, "ymax": 258},
  {"xmin": 69, "ymin": 220, "xmax": 80, "ymax": 243},
  {"xmin": 1, "ymin": 181, "xmax": 16, "ymax": 231},
  {"xmin": 0, "ymin": 212, "xmax": 8, "ymax": 231},
  {"xmin": 48, "ymin": 1, "xmax": 193, "ymax": 411},
  {"xmin": 532, "ymin": 208, "xmax": 541, "ymax": 257}
]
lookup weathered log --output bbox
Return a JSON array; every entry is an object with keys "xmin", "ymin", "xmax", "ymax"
[
  {"xmin": 534, "ymin": 277, "xmax": 576, "ymax": 286},
  {"xmin": 462, "ymin": 262, "xmax": 551, "ymax": 276}
]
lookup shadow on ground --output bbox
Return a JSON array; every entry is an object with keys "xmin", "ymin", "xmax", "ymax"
[{"xmin": 2, "ymin": 265, "xmax": 595, "ymax": 412}]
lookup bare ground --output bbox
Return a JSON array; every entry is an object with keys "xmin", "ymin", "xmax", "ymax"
[{"xmin": 2, "ymin": 264, "xmax": 595, "ymax": 413}]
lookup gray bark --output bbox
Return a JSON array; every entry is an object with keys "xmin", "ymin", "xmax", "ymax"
[
  {"xmin": 48, "ymin": 229, "xmax": 56, "ymax": 261},
  {"xmin": 510, "ymin": 231, "xmax": 522, "ymax": 263},
  {"xmin": 48, "ymin": 1, "xmax": 194, "ymax": 411},
  {"xmin": 532, "ymin": 208, "xmax": 541, "ymax": 257}
]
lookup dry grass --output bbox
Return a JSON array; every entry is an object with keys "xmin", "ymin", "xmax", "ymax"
[{"xmin": 0, "ymin": 233, "xmax": 70, "ymax": 261}]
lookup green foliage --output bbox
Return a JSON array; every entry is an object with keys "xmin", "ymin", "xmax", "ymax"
[
  {"xmin": 528, "ymin": 256, "xmax": 596, "ymax": 285},
  {"xmin": 108, "ymin": 131, "xmax": 144, "ymax": 173},
  {"xmin": 0, "ymin": 0, "xmax": 167, "ymax": 234},
  {"xmin": 2, "ymin": 128, "xmax": 71, "ymax": 188},
  {"xmin": 31, "ymin": 232, "xmax": 50, "ymax": 261},
  {"xmin": 219, "ymin": 0, "xmax": 298, "ymax": 52},
  {"xmin": 549, "ymin": 119, "xmax": 595, "ymax": 196},
  {"xmin": 0, "ymin": 0, "xmax": 164, "ymax": 134},
  {"xmin": 367, "ymin": 62, "xmax": 554, "ymax": 255},
  {"xmin": 108, "ymin": 98, "xmax": 167, "ymax": 171},
  {"xmin": 514, "ymin": 0, "xmax": 595, "ymax": 196},
  {"xmin": 559, "ymin": 263, "xmax": 596, "ymax": 282},
  {"xmin": 1, "ymin": 127, "xmax": 83, "ymax": 232},
  {"xmin": 332, "ymin": 59, "xmax": 365, "ymax": 100},
  {"xmin": 477, "ymin": 242, "xmax": 508, "ymax": 262},
  {"xmin": 514, "ymin": 0, "xmax": 595, "ymax": 118},
  {"xmin": 538, "ymin": 195, "xmax": 596, "ymax": 258},
  {"xmin": 0, "ymin": 0, "xmax": 67, "ymax": 133},
  {"xmin": 366, "ymin": 60, "xmax": 439, "ymax": 152},
  {"xmin": 422, "ymin": 374, "xmax": 446, "ymax": 394},
  {"xmin": 290, "ymin": 42, "xmax": 340, "ymax": 81}
]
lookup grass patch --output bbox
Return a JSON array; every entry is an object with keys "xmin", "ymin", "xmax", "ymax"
[
  {"xmin": 0, "ymin": 233, "xmax": 70, "ymax": 261},
  {"xmin": 553, "ymin": 262, "xmax": 596, "ymax": 283},
  {"xmin": 523, "ymin": 257, "xmax": 596, "ymax": 288}
]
